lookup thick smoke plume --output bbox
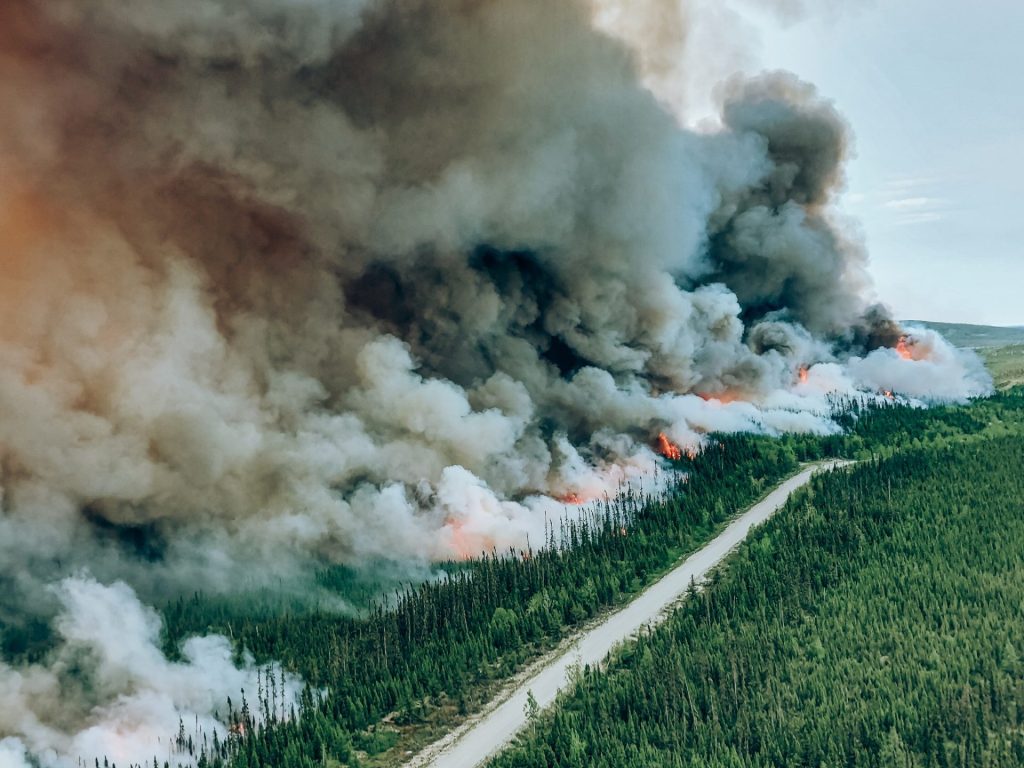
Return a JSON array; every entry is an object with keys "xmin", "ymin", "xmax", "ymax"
[
  {"xmin": 0, "ymin": 576, "xmax": 302, "ymax": 768},
  {"xmin": 0, "ymin": 1, "xmax": 990, "ymax": 762},
  {"xmin": 0, "ymin": 0, "xmax": 992, "ymax": 595}
]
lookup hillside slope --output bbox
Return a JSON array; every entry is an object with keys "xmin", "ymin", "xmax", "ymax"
[
  {"xmin": 907, "ymin": 320, "xmax": 1024, "ymax": 348},
  {"xmin": 981, "ymin": 344, "xmax": 1024, "ymax": 389},
  {"xmin": 416, "ymin": 463, "xmax": 845, "ymax": 768},
  {"xmin": 490, "ymin": 433, "xmax": 1024, "ymax": 767}
]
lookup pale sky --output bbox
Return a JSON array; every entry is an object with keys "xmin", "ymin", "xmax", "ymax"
[{"xmin": 738, "ymin": 0, "xmax": 1024, "ymax": 326}]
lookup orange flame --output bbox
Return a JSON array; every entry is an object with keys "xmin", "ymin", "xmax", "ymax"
[
  {"xmin": 556, "ymin": 492, "xmax": 585, "ymax": 505},
  {"xmin": 697, "ymin": 391, "xmax": 742, "ymax": 404},
  {"xmin": 657, "ymin": 432, "xmax": 682, "ymax": 461},
  {"xmin": 895, "ymin": 336, "xmax": 913, "ymax": 360},
  {"xmin": 798, "ymin": 365, "xmax": 809, "ymax": 384},
  {"xmin": 444, "ymin": 517, "xmax": 488, "ymax": 561},
  {"xmin": 883, "ymin": 390, "xmax": 894, "ymax": 399}
]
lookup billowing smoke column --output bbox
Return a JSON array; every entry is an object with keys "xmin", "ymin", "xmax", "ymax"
[{"xmin": 0, "ymin": 0, "xmax": 990, "ymax": 762}]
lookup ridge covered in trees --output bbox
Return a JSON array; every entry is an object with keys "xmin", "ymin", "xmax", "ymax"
[
  {"xmin": 491, "ymin": 431, "xmax": 1024, "ymax": 767},
  {"xmin": 164, "ymin": 390, "xmax": 1024, "ymax": 767},
  {"xmin": 6, "ymin": 390, "xmax": 1022, "ymax": 767},
  {"xmin": 159, "ymin": 433, "xmax": 799, "ymax": 767}
]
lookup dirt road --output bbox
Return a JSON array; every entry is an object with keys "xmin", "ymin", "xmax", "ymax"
[{"xmin": 411, "ymin": 461, "xmax": 846, "ymax": 768}]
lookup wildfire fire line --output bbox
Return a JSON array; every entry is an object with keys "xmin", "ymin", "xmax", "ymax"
[{"xmin": 0, "ymin": 2, "xmax": 994, "ymax": 767}]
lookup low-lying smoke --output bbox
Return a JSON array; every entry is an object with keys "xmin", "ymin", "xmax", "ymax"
[
  {"xmin": 0, "ymin": 1, "xmax": 990, "ymax": 764},
  {"xmin": 0, "ymin": 576, "xmax": 302, "ymax": 768}
]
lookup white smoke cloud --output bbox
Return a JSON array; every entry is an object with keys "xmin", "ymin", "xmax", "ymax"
[
  {"xmin": 848, "ymin": 327, "xmax": 992, "ymax": 401},
  {"xmin": 0, "ymin": 739, "xmax": 31, "ymax": 768},
  {"xmin": 0, "ymin": 576, "xmax": 303, "ymax": 768}
]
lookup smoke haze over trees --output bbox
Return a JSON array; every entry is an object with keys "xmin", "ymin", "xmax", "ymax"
[
  {"xmin": 0, "ymin": 0, "xmax": 988, "ymax": 588},
  {"xmin": 0, "ymin": 1, "xmax": 994, "ymax": 766}
]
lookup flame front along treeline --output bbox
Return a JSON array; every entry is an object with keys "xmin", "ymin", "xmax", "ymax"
[{"xmin": 0, "ymin": 1, "xmax": 992, "ymax": 766}]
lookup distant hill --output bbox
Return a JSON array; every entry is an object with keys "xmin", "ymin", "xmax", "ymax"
[
  {"xmin": 980, "ymin": 344, "xmax": 1024, "ymax": 389},
  {"xmin": 904, "ymin": 321, "xmax": 1024, "ymax": 349},
  {"xmin": 904, "ymin": 321, "xmax": 1024, "ymax": 389}
]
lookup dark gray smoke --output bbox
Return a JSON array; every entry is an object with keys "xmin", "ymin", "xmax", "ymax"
[
  {"xmin": 0, "ymin": 0, "xmax": 987, "ymax": 592},
  {"xmin": 0, "ymin": 1, "xmax": 991, "ymax": 763},
  {"xmin": 707, "ymin": 72, "xmax": 891, "ymax": 342}
]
